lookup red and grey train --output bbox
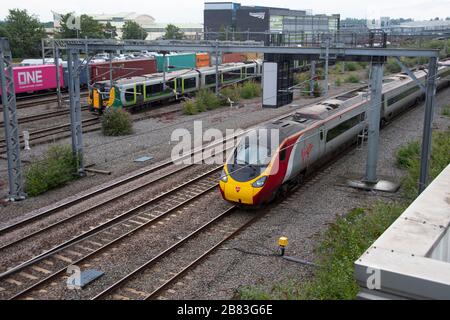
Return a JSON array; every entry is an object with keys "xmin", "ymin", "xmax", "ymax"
[{"xmin": 220, "ymin": 62, "xmax": 450, "ymax": 206}]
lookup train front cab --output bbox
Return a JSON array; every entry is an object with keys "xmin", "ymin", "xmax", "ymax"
[{"xmin": 219, "ymin": 135, "xmax": 279, "ymax": 206}]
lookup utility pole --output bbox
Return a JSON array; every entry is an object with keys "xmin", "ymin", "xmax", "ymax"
[
  {"xmin": 310, "ymin": 60, "xmax": 316, "ymax": 97},
  {"xmin": 347, "ymin": 59, "xmax": 399, "ymax": 193},
  {"xmin": 85, "ymin": 36, "xmax": 90, "ymax": 90},
  {"xmin": 0, "ymin": 38, "xmax": 26, "ymax": 201},
  {"xmin": 215, "ymin": 42, "xmax": 220, "ymax": 96},
  {"xmin": 67, "ymin": 49, "xmax": 85, "ymax": 176},
  {"xmin": 418, "ymin": 57, "xmax": 438, "ymax": 194},
  {"xmin": 365, "ymin": 62, "xmax": 384, "ymax": 184},
  {"xmin": 162, "ymin": 52, "xmax": 167, "ymax": 91},
  {"xmin": 54, "ymin": 45, "xmax": 62, "ymax": 108},
  {"xmin": 323, "ymin": 36, "xmax": 330, "ymax": 96},
  {"xmin": 109, "ymin": 52, "xmax": 113, "ymax": 88}
]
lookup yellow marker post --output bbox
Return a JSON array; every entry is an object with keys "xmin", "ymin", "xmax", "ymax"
[{"xmin": 278, "ymin": 237, "xmax": 288, "ymax": 256}]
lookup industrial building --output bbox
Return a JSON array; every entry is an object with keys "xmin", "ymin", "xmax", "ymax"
[
  {"xmin": 52, "ymin": 12, "xmax": 203, "ymax": 40},
  {"xmin": 203, "ymin": 2, "xmax": 340, "ymax": 44}
]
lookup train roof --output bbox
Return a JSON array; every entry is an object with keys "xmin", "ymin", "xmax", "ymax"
[{"xmin": 95, "ymin": 62, "xmax": 256, "ymax": 86}]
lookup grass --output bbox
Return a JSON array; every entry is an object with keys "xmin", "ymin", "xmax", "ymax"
[
  {"xmin": 182, "ymin": 99, "xmax": 198, "ymax": 115},
  {"xmin": 101, "ymin": 108, "xmax": 133, "ymax": 136},
  {"xmin": 237, "ymin": 129, "xmax": 450, "ymax": 300},
  {"xmin": 25, "ymin": 145, "xmax": 79, "ymax": 197},
  {"xmin": 345, "ymin": 62, "xmax": 359, "ymax": 72},
  {"xmin": 345, "ymin": 75, "xmax": 360, "ymax": 84},
  {"xmin": 182, "ymin": 82, "xmax": 262, "ymax": 115},
  {"xmin": 240, "ymin": 81, "xmax": 261, "ymax": 99},
  {"xmin": 442, "ymin": 105, "xmax": 450, "ymax": 117},
  {"xmin": 396, "ymin": 131, "xmax": 450, "ymax": 200}
]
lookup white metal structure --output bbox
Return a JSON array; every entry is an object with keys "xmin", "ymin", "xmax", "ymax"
[{"xmin": 355, "ymin": 164, "xmax": 450, "ymax": 300}]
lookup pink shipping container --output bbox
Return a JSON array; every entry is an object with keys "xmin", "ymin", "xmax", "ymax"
[{"xmin": 0, "ymin": 65, "xmax": 64, "ymax": 95}]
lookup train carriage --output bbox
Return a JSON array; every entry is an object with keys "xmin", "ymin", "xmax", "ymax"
[
  {"xmin": 220, "ymin": 63, "xmax": 450, "ymax": 206},
  {"xmin": 89, "ymin": 61, "xmax": 260, "ymax": 112}
]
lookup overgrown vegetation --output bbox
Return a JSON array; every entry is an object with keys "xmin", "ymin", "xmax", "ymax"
[
  {"xmin": 442, "ymin": 105, "xmax": 450, "ymax": 117},
  {"xmin": 182, "ymin": 82, "xmax": 261, "ymax": 115},
  {"xmin": 396, "ymin": 131, "xmax": 450, "ymax": 200},
  {"xmin": 25, "ymin": 145, "xmax": 78, "ymax": 197},
  {"xmin": 238, "ymin": 129, "xmax": 450, "ymax": 300},
  {"xmin": 345, "ymin": 74, "xmax": 360, "ymax": 84},
  {"xmin": 101, "ymin": 108, "xmax": 134, "ymax": 136},
  {"xmin": 240, "ymin": 81, "xmax": 262, "ymax": 99}
]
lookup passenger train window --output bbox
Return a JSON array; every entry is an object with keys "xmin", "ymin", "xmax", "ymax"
[
  {"xmin": 125, "ymin": 88, "xmax": 135, "ymax": 102},
  {"xmin": 387, "ymin": 86, "xmax": 420, "ymax": 106},
  {"xmin": 326, "ymin": 114, "xmax": 361, "ymax": 143},
  {"xmin": 166, "ymin": 80, "xmax": 176, "ymax": 90},
  {"xmin": 205, "ymin": 74, "xmax": 216, "ymax": 85},
  {"xmin": 223, "ymin": 71, "xmax": 241, "ymax": 82},
  {"xmin": 146, "ymin": 83, "xmax": 163, "ymax": 97},
  {"xmin": 184, "ymin": 77, "xmax": 197, "ymax": 90},
  {"xmin": 246, "ymin": 67, "xmax": 255, "ymax": 75}
]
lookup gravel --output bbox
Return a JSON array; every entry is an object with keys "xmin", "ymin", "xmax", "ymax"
[
  {"xmin": 154, "ymin": 87, "xmax": 450, "ymax": 300},
  {"xmin": 2, "ymin": 80, "xmax": 447, "ymax": 300},
  {"xmin": 0, "ymin": 82, "xmax": 363, "ymax": 221}
]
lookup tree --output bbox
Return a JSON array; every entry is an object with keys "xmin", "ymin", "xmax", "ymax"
[
  {"xmin": 56, "ymin": 13, "xmax": 105, "ymax": 39},
  {"xmin": 0, "ymin": 25, "xmax": 9, "ymax": 38},
  {"xmin": 164, "ymin": 24, "xmax": 185, "ymax": 40},
  {"xmin": 122, "ymin": 21, "xmax": 147, "ymax": 40},
  {"xmin": 3, "ymin": 9, "xmax": 46, "ymax": 58},
  {"xmin": 104, "ymin": 22, "xmax": 117, "ymax": 39}
]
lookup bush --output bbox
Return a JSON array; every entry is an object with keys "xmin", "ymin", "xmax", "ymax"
[
  {"xmin": 335, "ymin": 78, "xmax": 342, "ymax": 87},
  {"xmin": 295, "ymin": 72, "xmax": 310, "ymax": 85},
  {"xmin": 240, "ymin": 81, "xmax": 261, "ymax": 99},
  {"xmin": 345, "ymin": 75, "xmax": 360, "ymax": 83},
  {"xmin": 345, "ymin": 62, "xmax": 359, "ymax": 72},
  {"xmin": 182, "ymin": 99, "xmax": 197, "ymax": 115},
  {"xmin": 101, "ymin": 108, "xmax": 133, "ymax": 136},
  {"xmin": 220, "ymin": 85, "xmax": 241, "ymax": 105},
  {"xmin": 196, "ymin": 88, "xmax": 221, "ymax": 111},
  {"xmin": 385, "ymin": 58, "xmax": 402, "ymax": 74},
  {"xmin": 26, "ymin": 145, "xmax": 78, "ymax": 197},
  {"xmin": 313, "ymin": 82, "xmax": 322, "ymax": 97}
]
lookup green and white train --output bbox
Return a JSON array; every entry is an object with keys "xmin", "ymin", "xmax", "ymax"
[{"xmin": 89, "ymin": 61, "xmax": 262, "ymax": 113}]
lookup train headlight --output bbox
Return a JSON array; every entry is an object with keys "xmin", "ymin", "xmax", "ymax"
[
  {"xmin": 220, "ymin": 170, "xmax": 228, "ymax": 183},
  {"xmin": 252, "ymin": 176, "xmax": 267, "ymax": 188}
]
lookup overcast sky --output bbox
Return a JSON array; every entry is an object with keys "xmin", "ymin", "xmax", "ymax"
[{"xmin": 0, "ymin": 0, "xmax": 449, "ymax": 22}]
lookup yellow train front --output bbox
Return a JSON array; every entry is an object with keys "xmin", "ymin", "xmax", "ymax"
[
  {"xmin": 219, "ymin": 132, "xmax": 287, "ymax": 206},
  {"xmin": 88, "ymin": 82, "xmax": 117, "ymax": 114}
]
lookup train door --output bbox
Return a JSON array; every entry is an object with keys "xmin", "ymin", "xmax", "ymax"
[{"xmin": 136, "ymin": 84, "xmax": 144, "ymax": 105}]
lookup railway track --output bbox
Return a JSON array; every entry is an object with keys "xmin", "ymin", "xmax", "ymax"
[
  {"xmin": 0, "ymin": 92, "xmax": 88, "ymax": 112},
  {"xmin": 92, "ymin": 206, "xmax": 261, "ymax": 300},
  {"xmin": 0, "ymin": 166, "xmax": 223, "ymax": 300},
  {"xmin": 0, "ymin": 121, "xmax": 245, "ymax": 237},
  {"xmin": 0, "ymin": 106, "xmax": 90, "ymax": 127},
  {"xmin": 0, "ymin": 117, "xmax": 101, "ymax": 156}
]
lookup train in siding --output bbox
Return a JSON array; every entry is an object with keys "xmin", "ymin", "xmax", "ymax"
[
  {"xmin": 219, "ymin": 62, "xmax": 450, "ymax": 206},
  {"xmin": 0, "ymin": 64, "xmax": 64, "ymax": 98},
  {"xmin": 88, "ymin": 61, "xmax": 262, "ymax": 113}
]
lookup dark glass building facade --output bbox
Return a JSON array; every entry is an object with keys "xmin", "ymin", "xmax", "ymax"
[{"xmin": 204, "ymin": 2, "xmax": 340, "ymax": 44}]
